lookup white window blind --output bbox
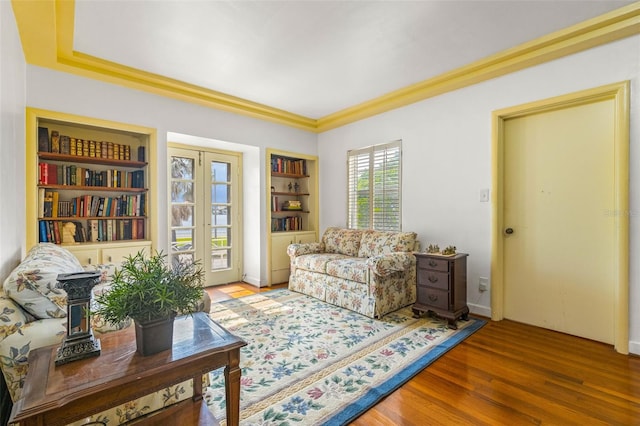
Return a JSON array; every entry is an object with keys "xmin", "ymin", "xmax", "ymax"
[{"xmin": 347, "ymin": 140, "xmax": 401, "ymax": 231}]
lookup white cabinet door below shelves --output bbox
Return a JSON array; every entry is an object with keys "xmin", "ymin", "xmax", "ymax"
[{"xmin": 270, "ymin": 231, "xmax": 316, "ymax": 284}]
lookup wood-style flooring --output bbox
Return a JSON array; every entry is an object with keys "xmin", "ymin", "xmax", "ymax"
[{"xmin": 206, "ymin": 283, "xmax": 640, "ymax": 425}]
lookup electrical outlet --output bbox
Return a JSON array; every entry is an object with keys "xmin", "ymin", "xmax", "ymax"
[{"xmin": 479, "ymin": 277, "xmax": 489, "ymax": 292}]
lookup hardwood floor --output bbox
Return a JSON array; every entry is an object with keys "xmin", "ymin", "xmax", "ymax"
[{"xmin": 206, "ymin": 283, "xmax": 640, "ymax": 425}]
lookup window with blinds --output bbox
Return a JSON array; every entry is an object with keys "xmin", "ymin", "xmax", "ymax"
[{"xmin": 347, "ymin": 140, "xmax": 401, "ymax": 231}]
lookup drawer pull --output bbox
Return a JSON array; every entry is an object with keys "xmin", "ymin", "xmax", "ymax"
[
  {"xmin": 428, "ymin": 260, "xmax": 438, "ymax": 267},
  {"xmin": 428, "ymin": 294, "xmax": 438, "ymax": 302},
  {"xmin": 428, "ymin": 275, "xmax": 439, "ymax": 283}
]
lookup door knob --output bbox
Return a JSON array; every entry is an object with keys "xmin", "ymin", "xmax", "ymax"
[{"xmin": 505, "ymin": 228, "xmax": 514, "ymax": 235}]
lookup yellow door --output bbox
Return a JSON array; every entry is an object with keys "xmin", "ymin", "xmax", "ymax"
[{"xmin": 502, "ymin": 96, "xmax": 619, "ymax": 344}]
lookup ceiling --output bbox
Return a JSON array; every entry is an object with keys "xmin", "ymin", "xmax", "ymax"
[{"xmin": 12, "ymin": 0, "xmax": 640, "ymax": 131}]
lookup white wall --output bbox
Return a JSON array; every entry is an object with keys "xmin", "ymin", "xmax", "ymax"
[
  {"xmin": 0, "ymin": 1, "xmax": 27, "ymax": 280},
  {"xmin": 318, "ymin": 35, "xmax": 640, "ymax": 353},
  {"xmin": 24, "ymin": 67, "xmax": 317, "ymax": 286}
]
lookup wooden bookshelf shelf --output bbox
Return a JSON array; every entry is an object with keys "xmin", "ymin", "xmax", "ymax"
[
  {"xmin": 38, "ymin": 216, "xmax": 145, "ymax": 221},
  {"xmin": 38, "ymin": 184, "xmax": 146, "ymax": 193},
  {"xmin": 38, "ymin": 152, "xmax": 147, "ymax": 168},
  {"xmin": 271, "ymin": 191, "xmax": 310, "ymax": 196},
  {"xmin": 271, "ymin": 172, "xmax": 310, "ymax": 179}
]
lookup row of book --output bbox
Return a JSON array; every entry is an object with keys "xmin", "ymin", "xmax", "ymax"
[
  {"xmin": 270, "ymin": 196, "xmax": 304, "ymax": 212},
  {"xmin": 38, "ymin": 163, "xmax": 145, "ymax": 188},
  {"xmin": 39, "ymin": 219, "xmax": 145, "ymax": 244},
  {"xmin": 271, "ymin": 157, "xmax": 307, "ymax": 175},
  {"xmin": 38, "ymin": 126, "xmax": 146, "ymax": 162},
  {"xmin": 39, "ymin": 190, "xmax": 146, "ymax": 218},
  {"xmin": 271, "ymin": 216, "xmax": 303, "ymax": 232}
]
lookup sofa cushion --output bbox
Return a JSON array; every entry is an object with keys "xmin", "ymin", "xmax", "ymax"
[
  {"xmin": 357, "ymin": 230, "xmax": 417, "ymax": 258},
  {"xmin": 292, "ymin": 253, "xmax": 350, "ymax": 274},
  {"xmin": 83, "ymin": 263, "xmax": 118, "ymax": 284},
  {"xmin": 326, "ymin": 257, "xmax": 370, "ymax": 283},
  {"xmin": 322, "ymin": 227, "xmax": 363, "ymax": 257},
  {"xmin": 3, "ymin": 243, "xmax": 83, "ymax": 319}
]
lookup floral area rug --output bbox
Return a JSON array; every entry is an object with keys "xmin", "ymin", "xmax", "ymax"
[{"xmin": 204, "ymin": 289, "xmax": 485, "ymax": 425}]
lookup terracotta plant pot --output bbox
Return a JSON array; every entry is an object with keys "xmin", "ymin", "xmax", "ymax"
[{"xmin": 134, "ymin": 316, "xmax": 175, "ymax": 356}]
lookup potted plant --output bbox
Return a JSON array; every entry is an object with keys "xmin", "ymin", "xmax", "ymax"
[{"xmin": 94, "ymin": 250, "xmax": 205, "ymax": 356}]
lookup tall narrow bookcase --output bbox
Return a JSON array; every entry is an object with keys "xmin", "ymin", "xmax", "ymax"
[
  {"xmin": 26, "ymin": 108, "xmax": 157, "ymax": 265},
  {"xmin": 267, "ymin": 149, "xmax": 318, "ymax": 284}
]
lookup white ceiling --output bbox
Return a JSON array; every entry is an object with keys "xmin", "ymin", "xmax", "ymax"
[{"xmin": 73, "ymin": 0, "xmax": 634, "ymax": 119}]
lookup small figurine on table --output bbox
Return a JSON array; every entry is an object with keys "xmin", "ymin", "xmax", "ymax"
[
  {"xmin": 288, "ymin": 182, "xmax": 293, "ymax": 192},
  {"xmin": 294, "ymin": 182, "xmax": 300, "ymax": 194}
]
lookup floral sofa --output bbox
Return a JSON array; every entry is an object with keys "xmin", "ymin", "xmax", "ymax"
[
  {"xmin": 287, "ymin": 227, "xmax": 418, "ymax": 318},
  {"xmin": 0, "ymin": 243, "xmax": 209, "ymax": 425}
]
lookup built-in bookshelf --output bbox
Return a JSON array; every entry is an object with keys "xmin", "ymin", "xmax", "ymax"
[
  {"xmin": 266, "ymin": 149, "xmax": 318, "ymax": 284},
  {"xmin": 26, "ymin": 108, "xmax": 157, "ymax": 264}
]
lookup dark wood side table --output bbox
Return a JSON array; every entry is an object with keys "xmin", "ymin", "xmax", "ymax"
[
  {"xmin": 413, "ymin": 252, "xmax": 469, "ymax": 329},
  {"xmin": 9, "ymin": 312, "xmax": 246, "ymax": 426}
]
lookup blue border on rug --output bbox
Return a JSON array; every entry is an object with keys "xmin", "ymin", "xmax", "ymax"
[{"xmin": 323, "ymin": 317, "xmax": 486, "ymax": 426}]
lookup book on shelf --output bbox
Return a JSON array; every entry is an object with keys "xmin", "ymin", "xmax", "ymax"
[
  {"xmin": 50, "ymin": 131, "xmax": 60, "ymax": 153},
  {"xmin": 52, "ymin": 221, "xmax": 61, "ymax": 244},
  {"xmin": 51, "ymin": 191, "xmax": 59, "ymax": 218},
  {"xmin": 39, "ymin": 220, "xmax": 47, "ymax": 242},
  {"xmin": 38, "ymin": 127, "xmax": 50, "ymax": 152},
  {"xmin": 107, "ymin": 220, "xmax": 114, "ymax": 241},
  {"xmin": 43, "ymin": 191, "xmax": 53, "ymax": 217},
  {"xmin": 60, "ymin": 135, "xmax": 70, "ymax": 155},
  {"xmin": 74, "ymin": 221, "xmax": 86, "ymax": 243},
  {"xmin": 89, "ymin": 220, "xmax": 99, "ymax": 242},
  {"xmin": 38, "ymin": 188, "xmax": 45, "ymax": 218},
  {"xmin": 271, "ymin": 216, "xmax": 302, "ymax": 232},
  {"xmin": 136, "ymin": 218, "xmax": 145, "ymax": 239},
  {"xmin": 271, "ymin": 157, "xmax": 307, "ymax": 175},
  {"xmin": 38, "ymin": 163, "xmax": 145, "ymax": 189},
  {"xmin": 282, "ymin": 200, "xmax": 302, "ymax": 210}
]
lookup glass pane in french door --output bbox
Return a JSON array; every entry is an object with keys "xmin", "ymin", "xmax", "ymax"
[
  {"xmin": 210, "ymin": 161, "xmax": 231, "ymax": 270},
  {"xmin": 204, "ymin": 151, "xmax": 240, "ymax": 285},
  {"xmin": 169, "ymin": 154, "xmax": 197, "ymax": 268}
]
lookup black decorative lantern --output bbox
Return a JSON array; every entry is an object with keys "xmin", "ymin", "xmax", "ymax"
[{"xmin": 55, "ymin": 271, "xmax": 102, "ymax": 365}]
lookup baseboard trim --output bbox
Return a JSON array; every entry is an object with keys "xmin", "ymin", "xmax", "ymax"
[
  {"xmin": 468, "ymin": 303, "xmax": 491, "ymax": 318},
  {"xmin": 628, "ymin": 340, "xmax": 640, "ymax": 355},
  {"xmin": 242, "ymin": 275, "xmax": 261, "ymax": 286}
]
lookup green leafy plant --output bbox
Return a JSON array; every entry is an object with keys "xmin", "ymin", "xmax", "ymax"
[
  {"xmin": 426, "ymin": 244, "xmax": 440, "ymax": 254},
  {"xmin": 94, "ymin": 250, "xmax": 204, "ymax": 324}
]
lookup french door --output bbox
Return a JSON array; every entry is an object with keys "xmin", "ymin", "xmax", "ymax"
[{"xmin": 168, "ymin": 145, "xmax": 242, "ymax": 286}]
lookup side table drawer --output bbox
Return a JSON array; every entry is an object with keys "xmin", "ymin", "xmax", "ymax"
[
  {"xmin": 417, "ymin": 287, "xmax": 449, "ymax": 310},
  {"xmin": 419, "ymin": 257, "xmax": 449, "ymax": 272},
  {"xmin": 417, "ymin": 269, "xmax": 450, "ymax": 291}
]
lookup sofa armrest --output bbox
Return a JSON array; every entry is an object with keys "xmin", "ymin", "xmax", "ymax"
[
  {"xmin": 287, "ymin": 242, "xmax": 324, "ymax": 258},
  {"xmin": 366, "ymin": 252, "xmax": 416, "ymax": 277},
  {"xmin": 0, "ymin": 295, "xmax": 30, "ymax": 343}
]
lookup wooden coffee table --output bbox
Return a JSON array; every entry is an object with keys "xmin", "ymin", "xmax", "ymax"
[{"xmin": 9, "ymin": 312, "xmax": 247, "ymax": 426}]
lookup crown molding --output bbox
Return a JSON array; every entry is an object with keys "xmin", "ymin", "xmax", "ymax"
[{"xmin": 11, "ymin": 0, "xmax": 640, "ymax": 133}]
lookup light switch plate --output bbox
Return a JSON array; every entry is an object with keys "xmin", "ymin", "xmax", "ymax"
[{"xmin": 480, "ymin": 189, "xmax": 490, "ymax": 202}]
